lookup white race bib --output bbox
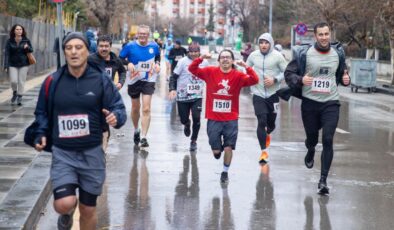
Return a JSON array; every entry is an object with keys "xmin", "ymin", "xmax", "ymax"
[
  {"xmin": 175, "ymin": 55, "xmax": 183, "ymax": 61},
  {"xmin": 213, "ymin": 99, "xmax": 232, "ymax": 113},
  {"xmin": 273, "ymin": 102, "xmax": 279, "ymax": 113},
  {"xmin": 105, "ymin": 67, "xmax": 112, "ymax": 78},
  {"xmin": 58, "ymin": 114, "xmax": 90, "ymax": 138},
  {"xmin": 136, "ymin": 61, "xmax": 152, "ymax": 72},
  {"xmin": 187, "ymin": 84, "xmax": 202, "ymax": 94},
  {"xmin": 312, "ymin": 77, "xmax": 331, "ymax": 94}
]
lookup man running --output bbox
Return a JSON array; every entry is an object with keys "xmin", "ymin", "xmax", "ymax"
[
  {"xmin": 119, "ymin": 25, "xmax": 161, "ymax": 147},
  {"xmin": 283, "ymin": 22, "xmax": 350, "ymax": 195},
  {"xmin": 169, "ymin": 42, "xmax": 208, "ymax": 151},
  {"xmin": 246, "ymin": 33, "xmax": 287, "ymax": 164},
  {"xmin": 88, "ymin": 35, "xmax": 127, "ymax": 151},
  {"xmin": 168, "ymin": 40, "xmax": 187, "ymax": 74},
  {"xmin": 189, "ymin": 49, "xmax": 259, "ymax": 183},
  {"xmin": 32, "ymin": 32, "xmax": 127, "ymax": 229}
]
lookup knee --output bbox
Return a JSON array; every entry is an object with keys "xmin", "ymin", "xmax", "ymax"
[
  {"xmin": 142, "ymin": 107, "xmax": 151, "ymax": 116},
  {"xmin": 53, "ymin": 197, "xmax": 77, "ymax": 215},
  {"xmin": 79, "ymin": 203, "xmax": 96, "ymax": 219},
  {"xmin": 257, "ymin": 119, "xmax": 267, "ymax": 128},
  {"xmin": 223, "ymin": 146, "xmax": 232, "ymax": 152},
  {"xmin": 322, "ymin": 135, "xmax": 334, "ymax": 146}
]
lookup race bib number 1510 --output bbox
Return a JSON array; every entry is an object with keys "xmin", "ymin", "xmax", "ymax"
[{"xmin": 213, "ymin": 99, "xmax": 232, "ymax": 113}]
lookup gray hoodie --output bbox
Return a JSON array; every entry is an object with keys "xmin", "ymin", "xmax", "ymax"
[{"xmin": 246, "ymin": 33, "xmax": 287, "ymax": 98}]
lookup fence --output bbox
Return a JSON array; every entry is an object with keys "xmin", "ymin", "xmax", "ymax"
[{"xmin": 0, "ymin": 14, "xmax": 59, "ymax": 82}]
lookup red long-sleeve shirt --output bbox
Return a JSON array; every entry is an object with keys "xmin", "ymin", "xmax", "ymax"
[{"xmin": 189, "ymin": 57, "xmax": 259, "ymax": 121}]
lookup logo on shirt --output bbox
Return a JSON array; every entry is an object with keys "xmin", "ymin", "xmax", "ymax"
[
  {"xmin": 149, "ymin": 48, "xmax": 154, "ymax": 54},
  {"xmin": 85, "ymin": 91, "xmax": 96, "ymax": 96},
  {"xmin": 214, "ymin": 79, "xmax": 231, "ymax": 96}
]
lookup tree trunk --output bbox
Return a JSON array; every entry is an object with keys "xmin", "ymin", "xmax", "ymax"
[{"xmin": 390, "ymin": 37, "xmax": 394, "ymax": 85}]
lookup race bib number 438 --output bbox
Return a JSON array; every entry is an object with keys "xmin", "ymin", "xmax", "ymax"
[
  {"xmin": 311, "ymin": 77, "xmax": 331, "ymax": 94},
  {"xmin": 213, "ymin": 99, "xmax": 232, "ymax": 113},
  {"xmin": 58, "ymin": 114, "xmax": 90, "ymax": 138},
  {"xmin": 137, "ymin": 61, "xmax": 151, "ymax": 72}
]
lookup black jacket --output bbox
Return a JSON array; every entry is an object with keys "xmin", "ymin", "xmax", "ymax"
[
  {"xmin": 4, "ymin": 37, "xmax": 33, "ymax": 68},
  {"xmin": 88, "ymin": 52, "xmax": 126, "ymax": 86},
  {"xmin": 277, "ymin": 42, "xmax": 349, "ymax": 101}
]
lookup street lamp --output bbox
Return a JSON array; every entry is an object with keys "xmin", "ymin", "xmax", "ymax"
[
  {"xmin": 73, "ymin": 11, "xmax": 80, "ymax": 31},
  {"xmin": 204, "ymin": 29, "xmax": 207, "ymax": 46}
]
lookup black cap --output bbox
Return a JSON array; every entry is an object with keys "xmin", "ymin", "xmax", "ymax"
[{"xmin": 62, "ymin": 32, "xmax": 89, "ymax": 50}]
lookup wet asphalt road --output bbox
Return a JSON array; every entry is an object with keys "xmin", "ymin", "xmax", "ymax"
[{"xmin": 36, "ymin": 69, "xmax": 394, "ymax": 230}]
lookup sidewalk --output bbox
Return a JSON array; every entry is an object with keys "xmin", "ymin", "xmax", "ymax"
[
  {"xmin": 0, "ymin": 69, "xmax": 53, "ymax": 229},
  {"xmin": 0, "ymin": 65, "xmax": 393, "ymax": 229}
]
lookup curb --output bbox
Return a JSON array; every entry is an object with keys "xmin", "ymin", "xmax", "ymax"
[{"xmin": 0, "ymin": 152, "xmax": 51, "ymax": 229}]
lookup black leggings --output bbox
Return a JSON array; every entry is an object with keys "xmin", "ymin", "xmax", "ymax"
[
  {"xmin": 301, "ymin": 98, "xmax": 340, "ymax": 178},
  {"xmin": 177, "ymin": 99, "xmax": 202, "ymax": 141},
  {"xmin": 256, "ymin": 113, "xmax": 277, "ymax": 149}
]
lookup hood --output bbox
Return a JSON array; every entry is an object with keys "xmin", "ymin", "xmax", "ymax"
[
  {"xmin": 258, "ymin": 33, "xmax": 274, "ymax": 54},
  {"xmin": 85, "ymin": 30, "xmax": 95, "ymax": 40}
]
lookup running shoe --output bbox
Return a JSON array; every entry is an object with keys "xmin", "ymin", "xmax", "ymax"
[
  {"xmin": 140, "ymin": 137, "xmax": 149, "ymax": 147},
  {"xmin": 220, "ymin": 172, "xmax": 228, "ymax": 184},
  {"xmin": 317, "ymin": 180, "xmax": 329, "ymax": 195},
  {"xmin": 10, "ymin": 91, "xmax": 17, "ymax": 105},
  {"xmin": 259, "ymin": 150, "xmax": 269, "ymax": 164},
  {"xmin": 184, "ymin": 124, "xmax": 191, "ymax": 137},
  {"xmin": 265, "ymin": 134, "xmax": 271, "ymax": 148},
  {"xmin": 304, "ymin": 149, "xmax": 315, "ymax": 169},
  {"xmin": 57, "ymin": 208, "xmax": 76, "ymax": 230},
  {"xmin": 189, "ymin": 141, "xmax": 197, "ymax": 151},
  {"xmin": 213, "ymin": 151, "xmax": 221, "ymax": 160},
  {"xmin": 133, "ymin": 130, "xmax": 140, "ymax": 145},
  {"xmin": 16, "ymin": 95, "xmax": 22, "ymax": 106}
]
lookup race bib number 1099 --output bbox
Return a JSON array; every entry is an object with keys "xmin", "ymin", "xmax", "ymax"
[{"xmin": 58, "ymin": 114, "xmax": 90, "ymax": 138}]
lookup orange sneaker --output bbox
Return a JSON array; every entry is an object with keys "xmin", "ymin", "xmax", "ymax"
[
  {"xmin": 265, "ymin": 134, "xmax": 271, "ymax": 148},
  {"xmin": 259, "ymin": 150, "xmax": 269, "ymax": 164}
]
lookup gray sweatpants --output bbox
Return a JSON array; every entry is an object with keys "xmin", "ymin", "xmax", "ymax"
[{"xmin": 9, "ymin": 66, "xmax": 28, "ymax": 95}]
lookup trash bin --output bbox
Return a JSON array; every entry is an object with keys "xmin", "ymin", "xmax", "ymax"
[{"xmin": 350, "ymin": 59, "xmax": 377, "ymax": 93}]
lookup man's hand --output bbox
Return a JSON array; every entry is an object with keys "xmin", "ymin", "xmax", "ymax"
[
  {"xmin": 234, "ymin": 60, "xmax": 248, "ymax": 68},
  {"xmin": 264, "ymin": 76, "xmax": 275, "ymax": 87},
  {"xmin": 302, "ymin": 73, "xmax": 313, "ymax": 86},
  {"xmin": 4, "ymin": 67, "xmax": 8, "ymax": 73},
  {"xmin": 127, "ymin": 63, "xmax": 135, "ymax": 72},
  {"xmin": 35, "ymin": 136, "xmax": 46, "ymax": 152},
  {"xmin": 154, "ymin": 62, "xmax": 160, "ymax": 73},
  {"xmin": 342, "ymin": 70, "xmax": 350, "ymax": 85},
  {"xmin": 169, "ymin": 90, "xmax": 177, "ymax": 100},
  {"xmin": 116, "ymin": 83, "xmax": 122, "ymax": 90},
  {"xmin": 201, "ymin": 53, "xmax": 212, "ymax": 59},
  {"xmin": 102, "ymin": 109, "xmax": 117, "ymax": 127}
]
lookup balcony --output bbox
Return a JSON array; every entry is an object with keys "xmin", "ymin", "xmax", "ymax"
[
  {"xmin": 198, "ymin": 0, "xmax": 205, "ymax": 4},
  {"xmin": 190, "ymin": 0, "xmax": 195, "ymax": 4},
  {"xmin": 198, "ymin": 8, "xmax": 205, "ymax": 14},
  {"xmin": 217, "ymin": 28, "xmax": 225, "ymax": 36},
  {"xmin": 218, "ymin": 0, "xmax": 225, "ymax": 3},
  {"xmin": 218, "ymin": 8, "xmax": 226, "ymax": 14},
  {"xmin": 173, "ymin": 0, "xmax": 180, "ymax": 4},
  {"xmin": 217, "ymin": 17, "xmax": 225, "ymax": 25},
  {"xmin": 189, "ymin": 8, "xmax": 195, "ymax": 14}
]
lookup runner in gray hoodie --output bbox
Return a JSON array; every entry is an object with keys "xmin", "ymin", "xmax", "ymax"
[{"xmin": 246, "ymin": 33, "xmax": 287, "ymax": 164}]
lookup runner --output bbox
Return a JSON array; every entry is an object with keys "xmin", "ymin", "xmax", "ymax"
[
  {"xmin": 168, "ymin": 40, "xmax": 187, "ymax": 74},
  {"xmin": 246, "ymin": 33, "xmax": 287, "ymax": 164},
  {"xmin": 88, "ymin": 34, "xmax": 126, "ymax": 152},
  {"xmin": 188, "ymin": 49, "xmax": 259, "ymax": 183},
  {"xmin": 32, "ymin": 32, "xmax": 127, "ymax": 229},
  {"xmin": 282, "ymin": 22, "xmax": 350, "ymax": 195},
  {"xmin": 119, "ymin": 25, "xmax": 161, "ymax": 147},
  {"xmin": 163, "ymin": 38, "xmax": 174, "ymax": 77},
  {"xmin": 168, "ymin": 42, "xmax": 208, "ymax": 151}
]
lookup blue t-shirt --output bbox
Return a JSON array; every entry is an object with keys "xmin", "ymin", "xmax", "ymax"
[{"xmin": 119, "ymin": 41, "xmax": 160, "ymax": 84}]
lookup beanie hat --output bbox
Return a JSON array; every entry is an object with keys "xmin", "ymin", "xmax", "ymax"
[
  {"xmin": 62, "ymin": 32, "xmax": 89, "ymax": 50},
  {"xmin": 188, "ymin": 42, "xmax": 200, "ymax": 52},
  {"xmin": 175, "ymin": 39, "xmax": 181, "ymax": 45}
]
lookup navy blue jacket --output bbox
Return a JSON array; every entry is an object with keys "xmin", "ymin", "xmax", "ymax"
[{"xmin": 33, "ymin": 63, "xmax": 127, "ymax": 151}]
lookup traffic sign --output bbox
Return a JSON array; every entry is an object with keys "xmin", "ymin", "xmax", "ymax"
[{"xmin": 295, "ymin": 23, "xmax": 308, "ymax": 36}]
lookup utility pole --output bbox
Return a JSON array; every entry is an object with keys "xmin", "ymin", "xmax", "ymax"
[
  {"xmin": 53, "ymin": 0, "xmax": 65, "ymax": 66},
  {"xmin": 269, "ymin": 0, "xmax": 273, "ymax": 34}
]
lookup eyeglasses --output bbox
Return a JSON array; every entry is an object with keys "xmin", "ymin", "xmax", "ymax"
[{"xmin": 220, "ymin": 56, "xmax": 232, "ymax": 60}]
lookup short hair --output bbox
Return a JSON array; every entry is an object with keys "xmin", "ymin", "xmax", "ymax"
[
  {"xmin": 313, "ymin": 22, "xmax": 330, "ymax": 34},
  {"xmin": 10, "ymin": 24, "xmax": 27, "ymax": 38},
  {"xmin": 137, "ymin": 25, "xmax": 150, "ymax": 33},
  {"xmin": 97, "ymin": 35, "xmax": 112, "ymax": 46}
]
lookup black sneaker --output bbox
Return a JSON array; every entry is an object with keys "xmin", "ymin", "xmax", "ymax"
[
  {"xmin": 10, "ymin": 91, "xmax": 17, "ymax": 105},
  {"xmin": 220, "ymin": 172, "xmax": 228, "ymax": 184},
  {"xmin": 140, "ymin": 137, "xmax": 149, "ymax": 147},
  {"xmin": 318, "ymin": 180, "xmax": 329, "ymax": 195},
  {"xmin": 189, "ymin": 141, "xmax": 197, "ymax": 151},
  {"xmin": 133, "ymin": 130, "xmax": 140, "ymax": 145},
  {"xmin": 16, "ymin": 95, "xmax": 22, "ymax": 106},
  {"xmin": 304, "ymin": 149, "xmax": 315, "ymax": 169},
  {"xmin": 184, "ymin": 124, "xmax": 191, "ymax": 137},
  {"xmin": 213, "ymin": 152, "xmax": 221, "ymax": 160},
  {"xmin": 57, "ymin": 212, "xmax": 74, "ymax": 230}
]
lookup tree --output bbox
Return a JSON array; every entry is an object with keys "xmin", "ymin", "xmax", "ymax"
[
  {"xmin": 206, "ymin": 3, "xmax": 215, "ymax": 34},
  {"xmin": 172, "ymin": 17, "xmax": 199, "ymax": 38},
  {"xmin": 379, "ymin": 0, "xmax": 394, "ymax": 85}
]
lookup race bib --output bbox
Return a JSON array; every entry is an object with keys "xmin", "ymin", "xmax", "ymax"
[
  {"xmin": 105, "ymin": 67, "xmax": 112, "ymax": 78},
  {"xmin": 213, "ymin": 99, "xmax": 232, "ymax": 113},
  {"xmin": 312, "ymin": 77, "xmax": 331, "ymax": 94},
  {"xmin": 136, "ymin": 61, "xmax": 152, "ymax": 72},
  {"xmin": 273, "ymin": 102, "xmax": 279, "ymax": 113},
  {"xmin": 175, "ymin": 55, "xmax": 183, "ymax": 61},
  {"xmin": 58, "ymin": 114, "xmax": 90, "ymax": 138},
  {"xmin": 187, "ymin": 84, "xmax": 202, "ymax": 94}
]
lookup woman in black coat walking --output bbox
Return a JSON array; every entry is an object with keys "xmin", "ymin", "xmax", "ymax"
[{"xmin": 3, "ymin": 24, "xmax": 33, "ymax": 105}]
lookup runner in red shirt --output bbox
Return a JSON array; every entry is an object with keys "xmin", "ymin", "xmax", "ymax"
[{"xmin": 189, "ymin": 49, "xmax": 259, "ymax": 183}]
